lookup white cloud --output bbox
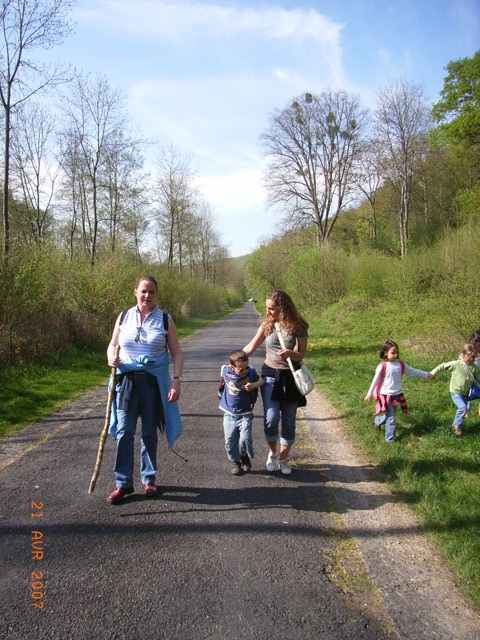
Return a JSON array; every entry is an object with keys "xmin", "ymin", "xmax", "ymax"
[
  {"xmin": 199, "ymin": 167, "xmax": 265, "ymax": 214},
  {"xmin": 198, "ymin": 167, "xmax": 277, "ymax": 255},
  {"xmin": 77, "ymin": 1, "xmax": 343, "ymax": 45}
]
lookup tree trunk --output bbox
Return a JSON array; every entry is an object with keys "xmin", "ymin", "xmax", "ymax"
[{"xmin": 3, "ymin": 105, "xmax": 11, "ymax": 258}]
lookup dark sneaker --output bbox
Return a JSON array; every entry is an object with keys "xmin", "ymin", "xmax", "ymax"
[
  {"xmin": 231, "ymin": 461, "xmax": 242, "ymax": 475},
  {"xmin": 241, "ymin": 455, "xmax": 252, "ymax": 472}
]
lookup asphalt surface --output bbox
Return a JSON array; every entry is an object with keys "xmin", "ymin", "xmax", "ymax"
[{"xmin": 0, "ymin": 304, "xmax": 479, "ymax": 640}]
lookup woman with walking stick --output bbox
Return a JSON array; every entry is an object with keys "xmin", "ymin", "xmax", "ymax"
[
  {"xmin": 243, "ymin": 290, "xmax": 309, "ymax": 475},
  {"xmin": 106, "ymin": 275, "xmax": 184, "ymax": 504}
]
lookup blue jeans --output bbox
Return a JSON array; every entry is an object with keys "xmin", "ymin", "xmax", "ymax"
[
  {"xmin": 114, "ymin": 373, "xmax": 159, "ymax": 487},
  {"xmin": 261, "ymin": 376, "xmax": 298, "ymax": 446},
  {"xmin": 384, "ymin": 401, "xmax": 397, "ymax": 443},
  {"xmin": 223, "ymin": 413, "xmax": 253, "ymax": 462},
  {"xmin": 450, "ymin": 393, "xmax": 469, "ymax": 428}
]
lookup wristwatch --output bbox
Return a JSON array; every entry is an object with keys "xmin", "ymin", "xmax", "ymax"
[{"xmin": 174, "ymin": 376, "xmax": 182, "ymax": 381}]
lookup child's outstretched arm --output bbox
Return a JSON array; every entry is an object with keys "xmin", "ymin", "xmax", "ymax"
[
  {"xmin": 405, "ymin": 363, "xmax": 434, "ymax": 380},
  {"xmin": 245, "ymin": 378, "xmax": 264, "ymax": 391},
  {"xmin": 430, "ymin": 361, "xmax": 455, "ymax": 377}
]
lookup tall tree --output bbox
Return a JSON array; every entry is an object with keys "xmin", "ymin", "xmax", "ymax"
[
  {"xmin": 431, "ymin": 51, "xmax": 480, "ymax": 147},
  {"xmin": 0, "ymin": 0, "xmax": 75, "ymax": 257},
  {"xmin": 261, "ymin": 90, "xmax": 368, "ymax": 247},
  {"xmin": 352, "ymin": 138, "xmax": 384, "ymax": 243},
  {"xmin": 100, "ymin": 127, "xmax": 148, "ymax": 255},
  {"xmin": 58, "ymin": 72, "xmax": 138, "ymax": 266},
  {"xmin": 154, "ymin": 144, "xmax": 197, "ymax": 270},
  {"xmin": 10, "ymin": 101, "xmax": 58, "ymax": 245},
  {"xmin": 374, "ymin": 79, "xmax": 432, "ymax": 256}
]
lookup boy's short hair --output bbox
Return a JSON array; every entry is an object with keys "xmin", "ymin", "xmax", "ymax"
[{"xmin": 229, "ymin": 349, "xmax": 248, "ymax": 365}]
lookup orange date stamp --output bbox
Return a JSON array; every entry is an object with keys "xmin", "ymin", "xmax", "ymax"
[{"xmin": 31, "ymin": 501, "xmax": 45, "ymax": 609}]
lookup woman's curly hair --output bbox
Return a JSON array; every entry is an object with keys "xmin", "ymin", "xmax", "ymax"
[{"xmin": 263, "ymin": 290, "xmax": 309, "ymax": 336}]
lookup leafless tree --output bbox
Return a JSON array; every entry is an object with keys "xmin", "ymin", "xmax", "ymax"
[
  {"xmin": 58, "ymin": 72, "xmax": 144, "ymax": 265},
  {"xmin": 262, "ymin": 89, "xmax": 368, "ymax": 247},
  {"xmin": 154, "ymin": 144, "xmax": 197, "ymax": 270},
  {"xmin": 188, "ymin": 201, "xmax": 226, "ymax": 282},
  {"xmin": 100, "ymin": 127, "xmax": 149, "ymax": 254},
  {"xmin": 352, "ymin": 137, "xmax": 384, "ymax": 242},
  {"xmin": 10, "ymin": 101, "xmax": 58, "ymax": 244},
  {"xmin": 374, "ymin": 79, "xmax": 432, "ymax": 256},
  {"xmin": 0, "ymin": 0, "xmax": 75, "ymax": 257}
]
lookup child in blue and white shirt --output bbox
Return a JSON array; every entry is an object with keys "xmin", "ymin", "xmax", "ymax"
[{"xmin": 219, "ymin": 350, "xmax": 264, "ymax": 475}]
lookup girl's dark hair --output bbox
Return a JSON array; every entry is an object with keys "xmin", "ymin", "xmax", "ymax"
[
  {"xmin": 264, "ymin": 290, "xmax": 309, "ymax": 335},
  {"xmin": 379, "ymin": 339, "xmax": 399, "ymax": 360},
  {"xmin": 469, "ymin": 329, "xmax": 480, "ymax": 345}
]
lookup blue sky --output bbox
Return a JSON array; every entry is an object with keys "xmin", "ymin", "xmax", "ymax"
[{"xmin": 56, "ymin": 0, "xmax": 479, "ymax": 257}]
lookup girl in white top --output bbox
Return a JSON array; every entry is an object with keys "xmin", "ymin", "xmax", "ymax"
[{"xmin": 364, "ymin": 339, "xmax": 433, "ymax": 442}]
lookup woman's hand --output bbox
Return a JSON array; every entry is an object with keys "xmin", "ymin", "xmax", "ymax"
[
  {"xmin": 107, "ymin": 344, "xmax": 120, "ymax": 367},
  {"xmin": 168, "ymin": 378, "xmax": 181, "ymax": 402}
]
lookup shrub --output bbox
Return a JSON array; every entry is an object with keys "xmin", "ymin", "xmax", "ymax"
[{"xmin": 285, "ymin": 244, "xmax": 348, "ymax": 309}]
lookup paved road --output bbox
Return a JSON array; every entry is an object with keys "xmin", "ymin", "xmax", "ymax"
[{"xmin": 0, "ymin": 305, "xmax": 478, "ymax": 640}]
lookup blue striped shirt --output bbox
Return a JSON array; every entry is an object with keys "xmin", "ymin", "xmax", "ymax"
[{"xmin": 119, "ymin": 305, "xmax": 168, "ymax": 362}]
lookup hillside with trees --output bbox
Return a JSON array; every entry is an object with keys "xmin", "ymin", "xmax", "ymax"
[
  {"xmin": 0, "ymin": 0, "xmax": 245, "ymax": 368},
  {"xmin": 247, "ymin": 51, "xmax": 480, "ymax": 351}
]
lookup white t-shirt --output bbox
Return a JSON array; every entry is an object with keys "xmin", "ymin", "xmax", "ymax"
[{"xmin": 367, "ymin": 360, "xmax": 429, "ymax": 396}]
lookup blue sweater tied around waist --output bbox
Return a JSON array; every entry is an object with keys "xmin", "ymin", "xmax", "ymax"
[{"xmin": 108, "ymin": 351, "xmax": 182, "ymax": 449}]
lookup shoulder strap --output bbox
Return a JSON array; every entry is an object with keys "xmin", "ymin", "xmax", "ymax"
[
  {"xmin": 119, "ymin": 309, "xmax": 128, "ymax": 325},
  {"xmin": 400, "ymin": 360, "xmax": 405, "ymax": 375},
  {"xmin": 275, "ymin": 322, "xmax": 296, "ymax": 374},
  {"xmin": 374, "ymin": 361, "xmax": 387, "ymax": 399},
  {"xmin": 247, "ymin": 365, "xmax": 256, "ymax": 382}
]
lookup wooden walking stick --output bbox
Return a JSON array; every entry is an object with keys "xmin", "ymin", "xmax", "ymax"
[{"xmin": 88, "ymin": 346, "xmax": 119, "ymax": 494}]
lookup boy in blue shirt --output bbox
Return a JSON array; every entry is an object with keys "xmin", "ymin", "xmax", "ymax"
[{"xmin": 219, "ymin": 350, "xmax": 264, "ymax": 475}]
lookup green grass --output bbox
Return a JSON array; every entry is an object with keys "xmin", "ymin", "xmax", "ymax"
[
  {"xmin": 0, "ymin": 309, "xmax": 234, "ymax": 440},
  {"xmin": 306, "ymin": 314, "xmax": 480, "ymax": 612}
]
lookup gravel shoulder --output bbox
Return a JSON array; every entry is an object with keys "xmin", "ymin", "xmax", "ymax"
[{"xmin": 299, "ymin": 389, "xmax": 480, "ymax": 640}]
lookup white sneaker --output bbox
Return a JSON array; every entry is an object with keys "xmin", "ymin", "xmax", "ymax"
[
  {"xmin": 279, "ymin": 459, "xmax": 292, "ymax": 475},
  {"xmin": 266, "ymin": 452, "xmax": 277, "ymax": 472}
]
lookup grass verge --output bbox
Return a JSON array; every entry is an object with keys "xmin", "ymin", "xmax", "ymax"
[{"xmin": 306, "ymin": 312, "xmax": 480, "ymax": 612}]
